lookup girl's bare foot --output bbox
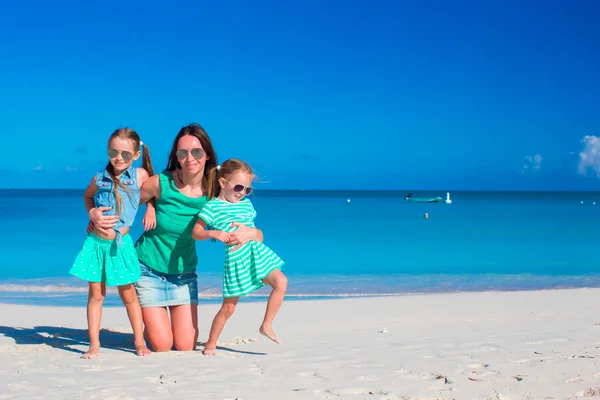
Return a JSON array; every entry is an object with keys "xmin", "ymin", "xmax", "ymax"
[
  {"xmin": 259, "ymin": 325, "xmax": 281, "ymax": 344},
  {"xmin": 81, "ymin": 345, "xmax": 100, "ymax": 359},
  {"xmin": 202, "ymin": 346, "xmax": 218, "ymax": 356},
  {"xmin": 135, "ymin": 343, "xmax": 151, "ymax": 356}
]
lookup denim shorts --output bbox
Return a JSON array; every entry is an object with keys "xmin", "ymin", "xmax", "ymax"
[{"xmin": 134, "ymin": 262, "xmax": 199, "ymax": 307}]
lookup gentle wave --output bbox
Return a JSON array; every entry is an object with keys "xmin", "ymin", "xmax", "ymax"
[
  {"xmin": 0, "ymin": 283, "xmax": 416, "ymax": 299},
  {"xmin": 3, "ymin": 278, "xmax": 600, "ymax": 298}
]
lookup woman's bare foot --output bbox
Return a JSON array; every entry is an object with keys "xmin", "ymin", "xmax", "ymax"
[
  {"xmin": 202, "ymin": 346, "xmax": 218, "ymax": 356},
  {"xmin": 81, "ymin": 345, "xmax": 100, "ymax": 359},
  {"xmin": 259, "ymin": 325, "xmax": 281, "ymax": 344},
  {"xmin": 135, "ymin": 343, "xmax": 151, "ymax": 356}
]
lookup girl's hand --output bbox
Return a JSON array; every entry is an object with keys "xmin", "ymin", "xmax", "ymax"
[
  {"xmin": 142, "ymin": 209, "xmax": 157, "ymax": 231},
  {"xmin": 211, "ymin": 230, "xmax": 232, "ymax": 243},
  {"xmin": 89, "ymin": 207, "xmax": 119, "ymax": 229},
  {"xmin": 227, "ymin": 222, "xmax": 260, "ymax": 251}
]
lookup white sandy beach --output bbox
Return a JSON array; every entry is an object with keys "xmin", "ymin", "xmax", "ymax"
[{"xmin": 2, "ymin": 289, "xmax": 600, "ymax": 399}]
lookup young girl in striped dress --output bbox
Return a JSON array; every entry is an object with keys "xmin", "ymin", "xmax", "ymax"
[{"xmin": 192, "ymin": 158, "xmax": 288, "ymax": 355}]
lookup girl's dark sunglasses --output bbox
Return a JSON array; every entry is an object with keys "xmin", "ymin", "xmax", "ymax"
[
  {"xmin": 176, "ymin": 148, "xmax": 205, "ymax": 161},
  {"xmin": 223, "ymin": 179, "xmax": 253, "ymax": 196},
  {"xmin": 108, "ymin": 148, "xmax": 133, "ymax": 162}
]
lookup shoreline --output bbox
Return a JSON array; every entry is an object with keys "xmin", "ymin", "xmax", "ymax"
[{"xmin": 2, "ymin": 284, "xmax": 600, "ymax": 307}]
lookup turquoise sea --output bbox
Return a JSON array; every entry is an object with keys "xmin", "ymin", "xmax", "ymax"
[{"xmin": 1, "ymin": 189, "xmax": 600, "ymax": 306}]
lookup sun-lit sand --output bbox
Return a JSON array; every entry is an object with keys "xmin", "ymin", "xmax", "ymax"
[{"xmin": 2, "ymin": 289, "xmax": 600, "ymax": 399}]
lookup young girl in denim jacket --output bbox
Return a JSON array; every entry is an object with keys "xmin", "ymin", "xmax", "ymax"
[{"xmin": 69, "ymin": 127, "xmax": 154, "ymax": 358}]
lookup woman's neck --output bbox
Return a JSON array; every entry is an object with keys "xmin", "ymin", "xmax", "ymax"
[{"xmin": 178, "ymin": 168, "xmax": 204, "ymax": 189}]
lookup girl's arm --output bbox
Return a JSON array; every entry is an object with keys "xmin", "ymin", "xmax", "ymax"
[{"xmin": 192, "ymin": 219, "xmax": 231, "ymax": 243}]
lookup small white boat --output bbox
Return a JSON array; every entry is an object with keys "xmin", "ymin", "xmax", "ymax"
[{"xmin": 445, "ymin": 192, "xmax": 452, "ymax": 204}]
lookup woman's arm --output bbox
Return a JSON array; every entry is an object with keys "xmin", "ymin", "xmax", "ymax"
[
  {"xmin": 227, "ymin": 223, "xmax": 263, "ymax": 252},
  {"xmin": 139, "ymin": 174, "xmax": 161, "ymax": 205},
  {"xmin": 138, "ymin": 169, "xmax": 158, "ymax": 230},
  {"xmin": 192, "ymin": 219, "xmax": 231, "ymax": 243},
  {"xmin": 137, "ymin": 167, "xmax": 150, "ymax": 188},
  {"xmin": 85, "ymin": 177, "xmax": 120, "ymax": 230}
]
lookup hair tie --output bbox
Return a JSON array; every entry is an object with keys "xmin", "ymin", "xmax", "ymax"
[{"xmin": 216, "ymin": 165, "xmax": 221, "ymax": 171}]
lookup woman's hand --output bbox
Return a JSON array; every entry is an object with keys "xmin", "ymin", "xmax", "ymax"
[
  {"xmin": 227, "ymin": 222, "xmax": 261, "ymax": 251},
  {"xmin": 86, "ymin": 220, "xmax": 110, "ymax": 236},
  {"xmin": 88, "ymin": 207, "xmax": 119, "ymax": 229}
]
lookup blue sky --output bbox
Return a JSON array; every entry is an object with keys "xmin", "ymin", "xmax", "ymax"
[{"xmin": 1, "ymin": 0, "xmax": 599, "ymax": 190}]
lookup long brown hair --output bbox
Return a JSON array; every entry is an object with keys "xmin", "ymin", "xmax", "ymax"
[
  {"xmin": 166, "ymin": 124, "xmax": 218, "ymax": 187},
  {"xmin": 207, "ymin": 158, "xmax": 254, "ymax": 200},
  {"xmin": 105, "ymin": 127, "xmax": 154, "ymax": 214}
]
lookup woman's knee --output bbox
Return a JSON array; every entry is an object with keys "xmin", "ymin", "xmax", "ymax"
[
  {"xmin": 173, "ymin": 325, "xmax": 198, "ymax": 351},
  {"xmin": 173, "ymin": 338, "xmax": 196, "ymax": 351},
  {"xmin": 149, "ymin": 338, "xmax": 173, "ymax": 352},
  {"xmin": 146, "ymin": 327, "xmax": 174, "ymax": 352}
]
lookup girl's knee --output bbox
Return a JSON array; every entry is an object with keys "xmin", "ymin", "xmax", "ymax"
[
  {"xmin": 118, "ymin": 285, "xmax": 138, "ymax": 305},
  {"xmin": 275, "ymin": 273, "xmax": 288, "ymax": 290},
  {"xmin": 88, "ymin": 293, "xmax": 105, "ymax": 303},
  {"xmin": 221, "ymin": 302, "xmax": 237, "ymax": 317}
]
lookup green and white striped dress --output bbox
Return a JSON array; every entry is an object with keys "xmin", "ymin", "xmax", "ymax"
[{"xmin": 198, "ymin": 198, "xmax": 284, "ymax": 298}]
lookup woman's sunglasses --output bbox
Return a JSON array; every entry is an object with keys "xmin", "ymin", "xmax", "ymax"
[
  {"xmin": 223, "ymin": 179, "xmax": 253, "ymax": 196},
  {"xmin": 108, "ymin": 148, "xmax": 134, "ymax": 162},
  {"xmin": 176, "ymin": 148, "xmax": 205, "ymax": 161}
]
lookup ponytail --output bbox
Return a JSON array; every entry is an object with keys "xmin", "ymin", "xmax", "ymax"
[
  {"xmin": 140, "ymin": 143, "xmax": 154, "ymax": 176},
  {"xmin": 106, "ymin": 163, "xmax": 125, "ymax": 214},
  {"xmin": 206, "ymin": 166, "xmax": 221, "ymax": 200}
]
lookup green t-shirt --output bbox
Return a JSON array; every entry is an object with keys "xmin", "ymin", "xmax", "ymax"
[{"xmin": 135, "ymin": 171, "xmax": 208, "ymax": 275}]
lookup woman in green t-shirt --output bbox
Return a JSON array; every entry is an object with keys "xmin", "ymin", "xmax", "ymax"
[{"xmin": 138, "ymin": 123, "xmax": 263, "ymax": 352}]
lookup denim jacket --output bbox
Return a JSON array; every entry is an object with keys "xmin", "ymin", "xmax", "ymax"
[{"xmin": 95, "ymin": 165, "xmax": 140, "ymax": 246}]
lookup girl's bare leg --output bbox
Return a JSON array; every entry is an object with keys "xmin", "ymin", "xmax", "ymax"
[
  {"xmin": 83, "ymin": 282, "xmax": 106, "ymax": 359},
  {"xmin": 259, "ymin": 269, "xmax": 288, "ymax": 343},
  {"xmin": 203, "ymin": 297, "xmax": 239, "ymax": 355},
  {"xmin": 118, "ymin": 284, "xmax": 151, "ymax": 356}
]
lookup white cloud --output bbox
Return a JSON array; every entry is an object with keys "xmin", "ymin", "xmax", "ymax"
[
  {"xmin": 522, "ymin": 154, "xmax": 543, "ymax": 173},
  {"xmin": 65, "ymin": 166, "xmax": 78, "ymax": 172},
  {"xmin": 578, "ymin": 135, "xmax": 600, "ymax": 176},
  {"xmin": 33, "ymin": 166, "xmax": 42, "ymax": 171}
]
